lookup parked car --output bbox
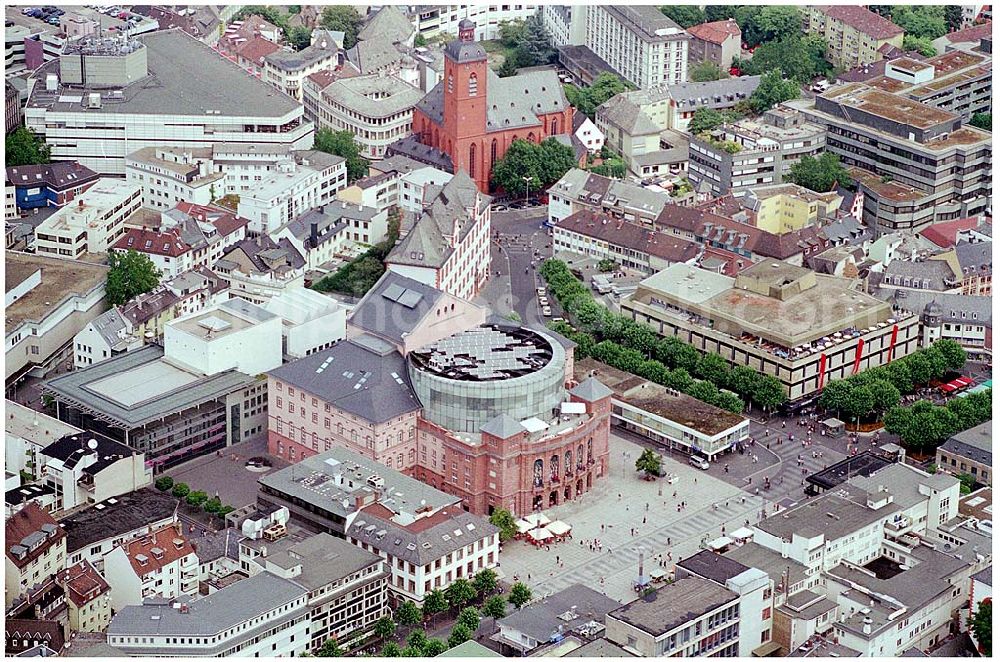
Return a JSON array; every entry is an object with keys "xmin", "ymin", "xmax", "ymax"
[
  {"xmin": 542, "ymin": 307, "xmax": 552, "ymax": 317},
  {"xmin": 689, "ymin": 455, "xmax": 710, "ymax": 470}
]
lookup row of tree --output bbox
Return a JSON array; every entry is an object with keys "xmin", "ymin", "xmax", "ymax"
[
  {"xmin": 883, "ymin": 389, "xmax": 991, "ymax": 455},
  {"xmin": 154, "ymin": 476, "xmax": 235, "ymax": 516},
  {"xmin": 539, "ymin": 260, "xmax": 787, "ymax": 413}
]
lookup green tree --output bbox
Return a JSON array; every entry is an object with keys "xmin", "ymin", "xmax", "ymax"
[
  {"xmin": 519, "ymin": 13, "xmax": 555, "ymax": 65},
  {"xmin": 891, "ymin": 6, "xmax": 947, "ymax": 40},
  {"xmin": 746, "ymin": 34, "xmax": 830, "ymax": 84},
  {"xmin": 508, "ymin": 582, "xmax": 532, "ymax": 609},
  {"xmin": 171, "ymin": 483, "xmax": 190, "ymax": 499},
  {"xmin": 447, "ymin": 624, "xmax": 472, "ymax": 649},
  {"xmin": 445, "ymin": 579, "xmax": 476, "ymax": 611},
  {"xmin": 374, "ymin": 615, "xmax": 397, "ymax": 642},
  {"xmin": 457, "ymin": 607, "xmax": 481, "ymax": 633},
  {"xmin": 752, "ymin": 375, "xmax": 788, "ymax": 412},
  {"xmin": 396, "ymin": 600, "xmax": 422, "ymax": 628},
  {"xmin": 203, "ymin": 496, "xmax": 223, "ymax": 514},
  {"xmin": 972, "ymin": 600, "xmax": 991, "ymax": 655},
  {"xmin": 405, "ymin": 629, "xmax": 427, "ymax": 651},
  {"xmin": 944, "ymin": 5, "xmax": 964, "ymax": 32},
  {"xmin": 482, "ymin": 594, "xmax": 507, "ymax": 620},
  {"xmin": 5, "ymin": 127, "xmax": 51, "ymax": 167},
  {"xmin": 659, "ymin": 5, "xmax": 705, "ymax": 28},
  {"xmin": 414, "ymin": 33, "xmax": 427, "ymax": 47},
  {"xmin": 106, "ymin": 249, "xmax": 162, "ymax": 306},
  {"xmin": 867, "ymin": 380, "xmax": 901, "ymax": 416},
  {"xmin": 422, "ymin": 639, "xmax": 448, "ymax": 656},
  {"xmin": 566, "ymin": 72, "xmax": 631, "ymax": 119},
  {"xmin": 400, "ymin": 646, "xmax": 423, "ymax": 657},
  {"xmin": 690, "ymin": 61, "xmax": 729, "ymax": 82},
  {"xmin": 320, "ymin": 5, "xmax": 363, "ymax": 48},
  {"xmin": 422, "ymin": 589, "xmax": 448, "ymax": 623},
  {"xmin": 695, "ymin": 353, "xmax": 731, "ymax": 385},
  {"xmin": 314, "ymin": 128, "xmax": 370, "ymax": 183},
  {"xmin": 380, "ymin": 642, "xmax": 401, "ymax": 657},
  {"xmin": 971, "ymin": 113, "xmax": 991, "ymax": 131},
  {"xmin": 748, "ymin": 70, "xmax": 800, "ymax": 113},
  {"xmin": 287, "ymin": 25, "xmax": 313, "ymax": 50},
  {"xmin": 933, "ymin": 339, "xmax": 967, "ymax": 372},
  {"xmin": 688, "ymin": 108, "xmax": 726, "ymax": 135},
  {"xmin": 705, "ymin": 5, "xmax": 739, "ymax": 22},
  {"xmin": 818, "ymin": 379, "xmax": 853, "ymax": 418},
  {"xmin": 747, "ymin": 6, "xmax": 802, "ymax": 45},
  {"xmin": 537, "ymin": 138, "xmax": 579, "ymax": 188},
  {"xmin": 597, "ymin": 258, "xmax": 616, "ymax": 272},
  {"xmin": 869, "ymin": 6, "xmax": 893, "ymax": 18},
  {"xmin": 154, "ymin": 476, "xmax": 174, "ymax": 491},
  {"xmin": 906, "ymin": 353, "xmax": 933, "ymax": 386},
  {"xmin": 842, "ymin": 385, "xmax": 875, "ymax": 423},
  {"xmin": 957, "ymin": 473, "xmax": 976, "ymax": 495},
  {"xmin": 883, "ymin": 361, "xmax": 914, "ymax": 394},
  {"xmin": 903, "ymin": 35, "xmax": 937, "ymax": 57},
  {"xmin": 186, "ymin": 490, "xmax": 209, "ymax": 507},
  {"xmin": 634, "ymin": 448, "xmax": 662, "ymax": 478},
  {"xmin": 316, "ymin": 639, "xmax": 344, "ymax": 657},
  {"xmin": 488, "ymin": 508, "xmax": 518, "ymax": 542},
  {"xmin": 786, "ymin": 153, "xmax": 852, "ymax": 192},
  {"xmin": 472, "ymin": 569, "xmax": 498, "ymax": 598},
  {"xmin": 498, "ymin": 19, "xmax": 527, "ymax": 48}
]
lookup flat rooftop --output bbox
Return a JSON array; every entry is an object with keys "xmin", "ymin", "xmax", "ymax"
[
  {"xmin": 608, "ymin": 576, "xmax": 736, "ymax": 636},
  {"xmin": 756, "ymin": 490, "xmax": 898, "ymax": 541},
  {"xmin": 5, "ymin": 251, "xmax": 109, "ymax": 330},
  {"xmin": 28, "ymin": 28, "xmax": 301, "ymax": 118},
  {"xmin": 3, "ymin": 400, "xmax": 81, "ymax": 447},
  {"xmin": 806, "ymin": 452, "xmax": 894, "ymax": 491},
  {"xmin": 821, "ymin": 83, "xmax": 955, "ymax": 130},
  {"xmin": 60, "ymin": 487, "xmax": 178, "ymax": 553},
  {"xmin": 41, "ymin": 345, "xmax": 256, "ymax": 429},
  {"xmin": 575, "ymin": 358, "xmax": 746, "ymax": 436}
]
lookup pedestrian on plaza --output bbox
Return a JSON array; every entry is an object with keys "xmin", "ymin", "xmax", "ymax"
[
  {"xmin": 667, "ymin": 537, "xmax": 671, "ymax": 546},
  {"xmin": 724, "ymin": 464, "xmax": 729, "ymax": 473},
  {"xmin": 642, "ymin": 516, "xmax": 647, "ymax": 525}
]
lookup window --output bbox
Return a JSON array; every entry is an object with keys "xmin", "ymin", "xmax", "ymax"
[
  {"xmin": 469, "ymin": 142, "xmax": 477, "ymax": 179},
  {"xmin": 469, "ymin": 72, "xmax": 478, "ymax": 96},
  {"xmin": 447, "ymin": 74, "xmax": 454, "ymax": 93}
]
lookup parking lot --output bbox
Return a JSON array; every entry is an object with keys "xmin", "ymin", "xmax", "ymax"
[{"xmin": 499, "ymin": 432, "xmax": 766, "ymax": 603}]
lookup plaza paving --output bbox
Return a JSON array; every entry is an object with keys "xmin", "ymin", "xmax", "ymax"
[
  {"xmin": 498, "ymin": 433, "xmax": 769, "ymax": 603},
  {"xmin": 166, "ymin": 436, "xmax": 288, "ymax": 508}
]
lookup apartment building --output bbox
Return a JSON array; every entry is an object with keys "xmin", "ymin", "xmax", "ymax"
[
  {"xmin": 547, "ymin": 168, "xmax": 676, "ymax": 226},
  {"xmin": 38, "ymin": 432, "xmax": 150, "ymax": 514},
  {"xmin": 411, "ymin": 4, "xmax": 539, "ymax": 41},
  {"xmin": 61, "ymin": 488, "xmax": 179, "ymax": 572},
  {"xmin": 386, "ymin": 170, "xmax": 491, "ymax": 302},
  {"xmin": 687, "ymin": 20, "xmax": 742, "ymax": 70},
  {"xmin": 63, "ymin": 560, "xmax": 112, "ymax": 633},
  {"xmin": 239, "ymin": 527, "xmax": 388, "ymax": 652},
  {"xmin": 688, "ymin": 106, "xmax": 827, "ymax": 198},
  {"xmin": 5, "ymin": 503, "xmax": 67, "ymax": 608},
  {"xmin": 215, "ymin": 235, "xmax": 307, "ymax": 305},
  {"xmin": 103, "ymin": 524, "xmax": 198, "ymax": 611},
  {"xmin": 803, "ymin": 5, "xmax": 904, "ymax": 68},
  {"xmin": 106, "ymin": 571, "xmax": 311, "ymax": 657},
  {"xmin": 33, "ymin": 179, "xmax": 141, "ymax": 259},
  {"xmin": 936, "ymin": 422, "xmax": 991, "ymax": 487},
  {"xmin": 4, "ymin": 400, "xmax": 80, "ymax": 487},
  {"xmin": 6, "ymin": 251, "xmax": 109, "ymax": 383},
  {"xmin": 338, "ymin": 154, "xmax": 452, "ymax": 216},
  {"xmin": 742, "ymin": 184, "xmax": 844, "ymax": 235},
  {"xmin": 622, "ymin": 261, "xmax": 920, "ymax": 400},
  {"xmin": 800, "ymin": 84, "xmax": 992, "ymax": 233},
  {"xmin": 25, "ymin": 30, "xmax": 313, "ymax": 176},
  {"xmin": 587, "ymin": 6, "xmax": 689, "ymax": 89},
  {"xmin": 272, "ymin": 202, "xmax": 389, "ymax": 270},
  {"xmin": 303, "ymin": 73, "xmax": 424, "ymax": 160},
  {"xmin": 540, "ymin": 5, "xmax": 588, "ymax": 47},
  {"xmin": 263, "ymin": 36, "xmax": 339, "ymax": 102}
]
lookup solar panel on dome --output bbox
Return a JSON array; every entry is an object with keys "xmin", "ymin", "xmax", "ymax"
[{"xmin": 397, "ymin": 289, "xmax": 423, "ymax": 308}]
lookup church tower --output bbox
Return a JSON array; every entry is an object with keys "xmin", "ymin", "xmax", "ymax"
[{"xmin": 442, "ymin": 20, "xmax": 488, "ymax": 186}]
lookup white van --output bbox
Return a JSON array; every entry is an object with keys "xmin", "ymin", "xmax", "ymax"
[{"xmin": 689, "ymin": 455, "xmax": 710, "ymax": 470}]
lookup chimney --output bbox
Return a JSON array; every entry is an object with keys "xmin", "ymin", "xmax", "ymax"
[{"xmin": 310, "ymin": 222, "xmax": 319, "ymax": 249}]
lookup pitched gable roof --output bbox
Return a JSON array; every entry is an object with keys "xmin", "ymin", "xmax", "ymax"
[
  {"xmin": 358, "ymin": 6, "xmax": 414, "ymax": 44},
  {"xmin": 6, "ymin": 503, "xmax": 65, "ymax": 570},
  {"xmin": 687, "ymin": 19, "xmax": 741, "ymax": 45}
]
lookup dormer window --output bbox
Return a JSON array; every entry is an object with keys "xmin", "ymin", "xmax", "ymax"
[{"xmin": 469, "ymin": 73, "xmax": 478, "ymax": 96}]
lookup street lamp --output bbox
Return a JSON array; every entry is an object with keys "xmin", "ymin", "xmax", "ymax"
[{"xmin": 521, "ymin": 176, "xmax": 531, "ymax": 204}]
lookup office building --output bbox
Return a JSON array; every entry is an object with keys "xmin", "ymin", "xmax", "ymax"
[
  {"xmin": 263, "ymin": 288, "xmax": 348, "ymax": 359},
  {"xmin": 106, "ymin": 571, "xmax": 310, "ymax": 657},
  {"xmin": 25, "ymin": 30, "xmax": 313, "ymax": 176},
  {"xmin": 688, "ymin": 106, "xmax": 827, "ymax": 198},
  {"xmin": 803, "ymin": 5, "xmax": 904, "ymax": 68},
  {"xmin": 622, "ymin": 261, "xmax": 920, "ymax": 400},
  {"xmin": 410, "ymin": 5, "xmax": 539, "ymax": 41},
  {"xmin": 33, "ymin": 179, "xmax": 141, "ymax": 259},
  {"xmin": 872, "ymin": 52, "xmax": 992, "ymax": 121},
  {"xmin": 541, "ymin": 5, "xmax": 588, "ymax": 47},
  {"xmin": 586, "ymin": 7, "xmax": 689, "ymax": 89},
  {"xmin": 800, "ymin": 84, "xmax": 992, "ymax": 232},
  {"xmin": 5, "ymin": 251, "xmax": 109, "ymax": 384},
  {"xmin": 263, "ymin": 36, "xmax": 339, "ymax": 102}
]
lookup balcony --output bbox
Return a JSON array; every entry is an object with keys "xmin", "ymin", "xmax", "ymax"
[{"xmin": 885, "ymin": 515, "xmax": 913, "ymax": 536}]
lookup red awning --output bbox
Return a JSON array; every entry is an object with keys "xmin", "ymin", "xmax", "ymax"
[
  {"xmin": 940, "ymin": 383, "xmax": 957, "ymax": 392},
  {"xmin": 955, "ymin": 376, "xmax": 974, "ymax": 386}
]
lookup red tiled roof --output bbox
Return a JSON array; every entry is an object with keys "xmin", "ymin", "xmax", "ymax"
[
  {"xmin": 174, "ymin": 202, "xmax": 250, "ymax": 237},
  {"xmin": 62, "ymin": 560, "xmax": 110, "ymax": 608},
  {"xmin": 120, "ymin": 525, "xmax": 195, "ymax": 578},
  {"xmin": 307, "ymin": 69, "xmax": 339, "ymax": 89},
  {"xmin": 236, "ymin": 36, "xmax": 281, "ymax": 65},
  {"xmin": 919, "ymin": 217, "xmax": 990, "ymax": 248},
  {"xmin": 687, "ymin": 19, "xmax": 742, "ymax": 45},
  {"xmin": 815, "ymin": 5, "xmax": 904, "ymax": 39},
  {"xmin": 557, "ymin": 209, "xmax": 703, "ymax": 264},
  {"xmin": 115, "ymin": 227, "xmax": 188, "ymax": 257},
  {"xmin": 5, "ymin": 503, "xmax": 65, "ymax": 571},
  {"xmin": 945, "ymin": 20, "xmax": 992, "ymax": 43}
]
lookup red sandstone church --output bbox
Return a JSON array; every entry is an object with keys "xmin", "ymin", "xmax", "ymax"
[{"xmin": 404, "ymin": 20, "xmax": 578, "ymax": 193}]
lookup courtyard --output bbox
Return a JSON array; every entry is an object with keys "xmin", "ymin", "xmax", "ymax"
[{"xmin": 498, "ymin": 432, "xmax": 769, "ymax": 603}]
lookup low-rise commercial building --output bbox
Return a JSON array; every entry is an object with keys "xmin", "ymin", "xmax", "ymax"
[
  {"xmin": 5, "ymin": 503, "xmax": 67, "ymax": 608},
  {"xmin": 689, "ymin": 107, "xmax": 827, "ymax": 198},
  {"xmin": 5, "ymin": 162, "xmax": 100, "ymax": 217},
  {"xmin": 33, "ymin": 179, "xmax": 141, "ymax": 258},
  {"xmin": 586, "ymin": 6, "xmax": 689, "ymax": 89},
  {"xmin": 622, "ymin": 261, "xmax": 920, "ymax": 400},
  {"xmin": 882, "ymin": 290, "xmax": 992, "ymax": 361},
  {"xmin": 5, "ymin": 251, "xmax": 109, "ymax": 384},
  {"xmin": 263, "ymin": 288, "xmax": 348, "ymax": 359},
  {"xmin": 803, "ymin": 5, "xmax": 904, "ymax": 68},
  {"xmin": 800, "ymin": 85, "xmax": 992, "ymax": 232},
  {"xmin": 25, "ymin": 30, "xmax": 313, "ymax": 176},
  {"xmin": 106, "ymin": 571, "xmax": 311, "ymax": 657},
  {"xmin": 263, "ymin": 36, "xmax": 339, "ymax": 102},
  {"xmin": 103, "ymin": 524, "xmax": 198, "ymax": 611},
  {"xmin": 304, "ymin": 73, "xmax": 425, "ymax": 160},
  {"xmin": 493, "ymin": 584, "xmax": 621, "ymax": 655}
]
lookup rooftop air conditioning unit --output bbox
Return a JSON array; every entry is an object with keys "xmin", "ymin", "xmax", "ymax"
[{"xmin": 87, "ymin": 93, "xmax": 101, "ymax": 109}]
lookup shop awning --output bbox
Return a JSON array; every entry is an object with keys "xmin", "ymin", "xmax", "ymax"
[
  {"xmin": 708, "ymin": 536, "xmax": 732, "ymax": 550},
  {"xmin": 730, "ymin": 527, "xmax": 754, "ymax": 540},
  {"xmin": 547, "ymin": 520, "xmax": 571, "ymax": 536},
  {"xmin": 524, "ymin": 513, "xmax": 551, "ymax": 528},
  {"xmin": 528, "ymin": 527, "xmax": 553, "ymax": 542},
  {"xmin": 515, "ymin": 519, "xmax": 534, "ymax": 534}
]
